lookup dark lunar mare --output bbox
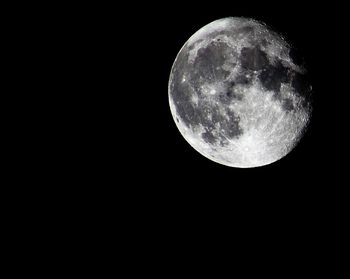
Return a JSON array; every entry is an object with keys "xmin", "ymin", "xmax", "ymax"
[
  {"xmin": 259, "ymin": 60, "xmax": 289, "ymax": 93},
  {"xmin": 241, "ymin": 45, "xmax": 313, "ymax": 111},
  {"xmin": 171, "ymin": 41, "xmax": 243, "ymax": 146},
  {"xmin": 170, "ymin": 50, "xmax": 199, "ymax": 127},
  {"xmin": 191, "ymin": 41, "xmax": 232, "ymax": 84},
  {"xmin": 240, "ymin": 46, "xmax": 269, "ymax": 71}
]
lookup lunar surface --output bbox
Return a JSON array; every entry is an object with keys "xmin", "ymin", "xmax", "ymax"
[{"xmin": 168, "ymin": 17, "xmax": 312, "ymax": 168}]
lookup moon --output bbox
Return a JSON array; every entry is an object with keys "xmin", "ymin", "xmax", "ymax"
[{"xmin": 168, "ymin": 17, "xmax": 312, "ymax": 168}]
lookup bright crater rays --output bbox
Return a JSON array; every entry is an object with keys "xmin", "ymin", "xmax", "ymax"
[{"xmin": 168, "ymin": 17, "xmax": 312, "ymax": 168}]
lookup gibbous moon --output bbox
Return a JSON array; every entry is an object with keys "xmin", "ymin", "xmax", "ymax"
[{"xmin": 168, "ymin": 17, "xmax": 312, "ymax": 168}]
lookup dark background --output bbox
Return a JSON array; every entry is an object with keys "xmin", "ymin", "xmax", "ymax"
[
  {"xmin": 3, "ymin": 2, "xmax": 348, "ymax": 272},
  {"xmin": 11, "ymin": 1, "xmax": 347, "ymax": 269}
]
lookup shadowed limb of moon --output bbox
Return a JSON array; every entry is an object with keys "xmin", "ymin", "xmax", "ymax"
[{"xmin": 168, "ymin": 17, "xmax": 312, "ymax": 168}]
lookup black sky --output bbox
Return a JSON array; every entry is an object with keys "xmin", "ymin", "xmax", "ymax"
[
  {"xmin": 7, "ymin": 2, "xmax": 348, "ymax": 267},
  {"xmin": 37, "ymin": 2, "xmax": 349, "ymax": 261}
]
